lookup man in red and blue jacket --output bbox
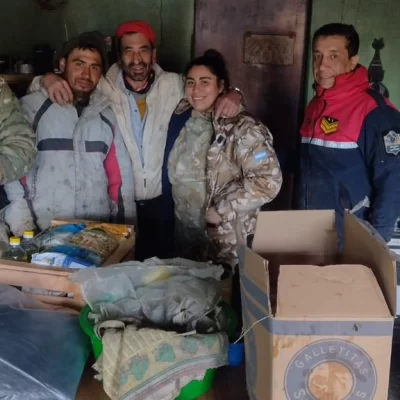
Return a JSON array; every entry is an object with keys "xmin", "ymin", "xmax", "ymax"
[{"xmin": 298, "ymin": 23, "xmax": 400, "ymax": 242}]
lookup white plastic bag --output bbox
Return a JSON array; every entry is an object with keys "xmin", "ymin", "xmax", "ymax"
[{"xmin": 71, "ymin": 258, "xmax": 224, "ymax": 329}]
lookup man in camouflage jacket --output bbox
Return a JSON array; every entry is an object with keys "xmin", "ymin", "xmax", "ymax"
[{"xmin": 0, "ymin": 79, "xmax": 36, "ymax": 242}]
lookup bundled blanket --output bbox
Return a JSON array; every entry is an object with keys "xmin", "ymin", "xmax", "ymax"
[{"xmin": 93, "ymin": 320, "xmax": 228, "ymax": 400}]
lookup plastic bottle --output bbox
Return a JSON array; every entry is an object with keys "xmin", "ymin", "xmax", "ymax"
[
  {"xmin": 3, "ymin": 237, "xmax": 27, "ymax": 262},
  {"xmin": 21, "ymin": 231, "xmax": 39, "ymax": 262}
]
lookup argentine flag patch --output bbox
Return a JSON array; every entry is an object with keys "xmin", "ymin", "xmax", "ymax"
[{"xmin": 254, "ymin": 150, "xmax": 268, "ymax": 163}]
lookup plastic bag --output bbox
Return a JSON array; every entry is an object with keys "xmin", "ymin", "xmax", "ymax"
[
  {"xmin": 85, "ymin": 223, "xmax": 130, "ymax": 239},
  {"xmin": 0, "ymin": 306, "xmax": 90, "ymax": 400},
  {"xmin": 37, "ymin": 228, "xmax": 120, "ymax": 267},
  {"xmin": 68, "ymin": 228, "xmax": 119, "ymax": 260},
  {"xmin": 34, "ymin": 225, "xmax": 120, "ymax": 267},
  {"xmin": 44, "ymin": 245, "xmax": 102, "ymax": 266},
  {"xmin": 35, "ymin": 224, "xmax": 85, "ymax": 249},
  {"xmin": 31, "ymin": 252, "xmax": 97, "ymax": 268},
  {"xmin": 71, "ymin": 258, "xmax": 224, "ymax": 331},
  {"xmin": 72, "ymin": 257, "xmax": 224, "ymax": 284},
  {"xmin": 137, "ymin": 275, "xmax": 220, "ymax": 328}
]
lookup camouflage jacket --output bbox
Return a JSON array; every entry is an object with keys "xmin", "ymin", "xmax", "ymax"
[
  {"xmin": 206, "ymin": 110, "xmax": 282, "ymax": 265},
  {"xmin": 170, "ymin": 100, "xmax": 282, "ymax": 266},
  {"xmin": 0, "ymin": 78, "xmax": 36, "ymax": 185}
]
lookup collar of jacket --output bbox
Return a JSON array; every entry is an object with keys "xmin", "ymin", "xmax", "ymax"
[
  {"xmin": 314, "ymin": 65, "xmax": 371, "ymax": 101},
  {"xmin": 122, "ymin": 70, "xmax": 155, "ymax": 94},
  {"xmin": 173, "ymin": 98, "xmax": 242, "ymax": 134},
  {"xmin": 174, "ymin": 100, "xmax": 211, "ymax": 120},
  {"xmin": 173, "ymin": 98, "xmax": 192, "ymax": 115}
]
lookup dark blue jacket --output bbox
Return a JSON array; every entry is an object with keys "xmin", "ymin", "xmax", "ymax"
[
  {"xmin": 298, "ymin": 66, "xmax": 400, "ymax": 242},
  {"xmin": 160, "ymin": 107, "xmax": 192, "ymax": 248}
]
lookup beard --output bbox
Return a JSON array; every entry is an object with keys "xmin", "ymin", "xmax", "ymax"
[
  {"xmin": 72, "ymin": 88, "xmax": 92, "ymax": 106},
  {"xmin": 122, "ymin": 61, "xmax": 151, "ymax": 82},
  {"xmin": 63, "ymin": 72, "xmax": 95, "ymax": 105}
]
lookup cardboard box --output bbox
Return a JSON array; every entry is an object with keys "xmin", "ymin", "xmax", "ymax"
[
  {"xmin": 239, "ymin": 210, "xmax": 396, "ymax": 400},
  {"xmin": 0, "ymin": 220, "xmax": 135, "ymax": 310}
]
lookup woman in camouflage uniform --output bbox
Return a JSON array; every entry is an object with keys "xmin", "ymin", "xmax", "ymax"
[{"xmin": 163, "ymin": 50, "xmax": 282, "ymax": 267}]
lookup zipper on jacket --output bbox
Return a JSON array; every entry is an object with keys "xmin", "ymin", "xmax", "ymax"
[
  {"xmin": 304, "ymin": 97, "xmax": 326, "ymax": 209},
  {"xmin": 140, "ymin": 141, "xmax": 146, "ymax": 189},
  {"xmin": 142, "ymin": 158, "xmax": 146, "ymax": 189}
]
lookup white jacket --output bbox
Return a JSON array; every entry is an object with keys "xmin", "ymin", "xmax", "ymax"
[
  {"xmin": 4, "ymin": 89, "xmax": 136, "ymax": 235},
  {"xmin": 30, "ymin": 64, "xmax": 184, "ymax": 201},
  {"xmin": 100, "ymin": 64, "xmax": 184, "ymax": 200}
]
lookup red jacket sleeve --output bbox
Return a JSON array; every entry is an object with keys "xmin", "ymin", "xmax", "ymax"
[{"xmin": 103, "ymin": 140, "xmax": 122, "ymax": 204}]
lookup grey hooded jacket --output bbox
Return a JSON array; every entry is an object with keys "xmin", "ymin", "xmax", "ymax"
[{"xmin": 4, "ymin": 88, "xmax": 136, "ymax": 235}]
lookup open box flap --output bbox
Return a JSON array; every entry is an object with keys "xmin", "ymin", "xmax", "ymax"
[
  {"xmin": 343, "ymin": 212, "xmax": 397, "ymax": 316},
  {"xmin": 253, "ymin": 210, "xmax": 338, "ymax": 255},
  {"xmin": 238, "ymin": 245, "xmax": 271, "ymax": 315}
]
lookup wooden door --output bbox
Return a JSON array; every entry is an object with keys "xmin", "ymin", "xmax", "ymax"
[{"xmin": 194, "ymin": 0, "xmax": 311, "ymax": 209}]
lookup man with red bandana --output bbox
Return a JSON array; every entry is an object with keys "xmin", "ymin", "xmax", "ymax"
[
  {"xmin": 298, "ymin": 23, "xmax": 400, "ymax": 242},
  {"xmin": 31, "ymin": 20, "xmax": 242, "ymax": 260}
]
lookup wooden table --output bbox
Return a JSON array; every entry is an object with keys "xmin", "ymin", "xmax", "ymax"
[{"xmin": 75, "ymin": 364, "xmax": 249, "ymax": 400}]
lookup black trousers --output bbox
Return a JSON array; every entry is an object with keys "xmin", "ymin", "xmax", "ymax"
[
  {"xmin": 135, "ymin": 196, "xmax": 175, "ymax": 261},
  {"xmin": 232, "ymin": 264, "xmax": 243, "ymax": 332},
  {"xmin": 231, "ymin": 235, "xmax": 254, "ymax": 332}
]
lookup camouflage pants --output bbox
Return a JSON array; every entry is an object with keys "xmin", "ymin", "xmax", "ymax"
[
  {"xmin": 207, "ymin": 220, "xmax": 239, "ymax": 268},
  {"xmin": 175, "ymin": 212, "xmax": 254, "ymax": 268},
  {"xmin": 207, "ymin": 213, "xmax": 256, "ymax": 268},
  {"xmin": 174, "ymin": 215, "xmax": 239, "ymax": 267}
]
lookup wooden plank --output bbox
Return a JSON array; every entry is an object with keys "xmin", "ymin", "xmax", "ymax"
[
  {"xmin": 0, "ymin": 263, "xmax": 80, "ymax": 292},
  {"xmin": 0, "ymin": 259, "xmax": 73, "ymax": 276},
  {"xmin": 103, "ymin": 236, "xmax": 135, "ymax": 266},
  {"xmin": 32, "ymin": 294, "xmax": 84, "ymax": 311}
]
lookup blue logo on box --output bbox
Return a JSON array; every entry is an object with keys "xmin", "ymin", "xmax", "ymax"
[{"xmin": 285, "ymin": 339, "xmax": 377, "ymax": 400}]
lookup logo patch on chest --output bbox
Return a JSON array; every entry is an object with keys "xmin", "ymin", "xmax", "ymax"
[
  {"xmin": 320, "ymin": 116, "xmax": 339, "ymax": 135},
  {"xmin": 384, "ymin": 130, "xmax": 400, "ymax": 155}
]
